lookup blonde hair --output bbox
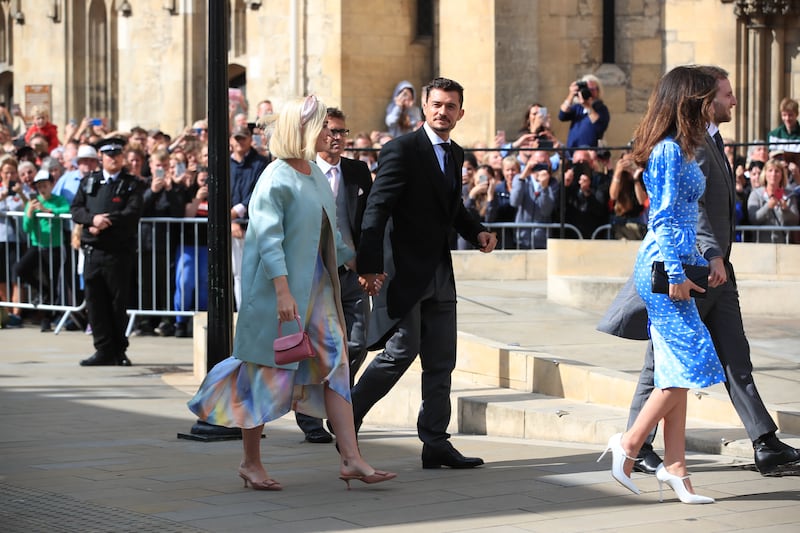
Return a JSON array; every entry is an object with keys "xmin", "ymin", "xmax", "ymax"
[
  {"xmin": 763, "ymin": 158, "xmax": 788, "ymax": 189},
  {"xmin": 31, "ymin": 105, "xmax": 49, "ymax": 120},
  {"xmin": 502, "ymin": 155, "xmax": 520, "ymax": 171},
  {"xmin": 268, "ymin": 96, "xmax": 326, "ymax": 160}
]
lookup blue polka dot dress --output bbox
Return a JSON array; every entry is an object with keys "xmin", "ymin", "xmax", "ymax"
[{"xmin": 633, "ymin": 139, "xmax": 725, "ymax": 389}]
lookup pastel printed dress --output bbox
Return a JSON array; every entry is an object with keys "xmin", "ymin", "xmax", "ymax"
[
  {"xmin": 187, "ymin": 219, "xmax": 351, "ymax": 428},
  {"xmin": 633, "ymin": 139, "xmax": 725, "ymax": 389}
]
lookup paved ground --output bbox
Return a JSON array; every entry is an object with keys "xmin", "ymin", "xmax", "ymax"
[{"xmin": 1, "ymin": 281, "xmax": 799, "ymax": 532}]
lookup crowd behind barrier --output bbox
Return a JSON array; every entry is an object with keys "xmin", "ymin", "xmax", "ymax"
[
  {"xmin": 0, "ymin": 212, "xmax": 210, "ymax": 335},
  {"xmin": 4, "ymin": 93, "xmax": 800, "ymax": 332},
  {"xmin": 3, "ymin": 209, "xmax": 800, "ymax": 333}
]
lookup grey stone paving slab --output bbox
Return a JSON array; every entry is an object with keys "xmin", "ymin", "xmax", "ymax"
[
  {"xmin": 0, "ymin": 483, "xmax": 205, "ymax": 533},
  {"xmin": 2, "ymin": 280, "xmax": 799, "ymax": 531}
]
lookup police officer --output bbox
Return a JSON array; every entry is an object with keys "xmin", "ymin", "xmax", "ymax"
[{"xmin": 71, "ymin": 138, "xmax": 145, "ymax": 366}]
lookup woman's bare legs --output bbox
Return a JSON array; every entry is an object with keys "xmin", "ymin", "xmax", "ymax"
[
  {"xmin": 661, "ymin": 390, "xmax": 699, "ymax": 492},
  {"xmin": 621, "ymin": 388, "xmax": 687, "ymax": 478},
  {"xmin": 239, "ymin": 425, "xmax": 272, "ymax": 481},
  {"xmin": 324, "ymin": 384, "xmax": 393, "ymax": 478}
]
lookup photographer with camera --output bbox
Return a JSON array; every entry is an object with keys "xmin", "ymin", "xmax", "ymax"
[
  {"xmin": 561, "ymin": 149, "xmax": 611, "ymax": 239},
  {"xmin": 509, "ymin": 155, "xmax": 559, "ymax": 249},
  {"xmin": 558, "ymin": 75, "xmax": 610, "ymax": 158}
]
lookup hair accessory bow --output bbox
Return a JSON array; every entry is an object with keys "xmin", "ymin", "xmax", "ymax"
[{"xmin": 300, "ymin": 95, "xmax": 318, "ymax": 126}]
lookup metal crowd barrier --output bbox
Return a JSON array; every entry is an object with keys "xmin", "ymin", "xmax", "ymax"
[
  {"xmin": 0, "ymin": 212, "xmax": 209, "ymax": 336},
  {"xmin": 4, "ymin": 211, "xmax": 800, "ymax": 336},
  {"xmin": 126, "ymin": 216, "xmax": 208, "ymax": 336},
  {"xmin": 589, "ymin": 224, "xmax": 800, "ymax": 243},
  {"xmin": 734, "ymin": 225, "xmax": 800, "ymax": 244},
  {"xmin": 0, "ymin": 211, "xmax": 85, "ymax": 334},
  {"xmin": 482, "ymin": 222, "xmax": 583, "ymax": 249}
]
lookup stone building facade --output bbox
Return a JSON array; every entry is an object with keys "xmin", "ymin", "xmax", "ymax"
[{"xmin": 3, "ymin": 0, "xmax": 799, "ymax": 150}]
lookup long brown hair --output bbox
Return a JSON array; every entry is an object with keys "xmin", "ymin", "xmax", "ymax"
[{"xmin": 631, "ymin": 65, "xmax": 717, "ymax": 167}]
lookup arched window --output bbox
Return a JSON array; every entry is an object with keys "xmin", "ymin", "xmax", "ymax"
[{"xmin": 87, "ymin": 0, "xmax": 108, "ymax": 118}]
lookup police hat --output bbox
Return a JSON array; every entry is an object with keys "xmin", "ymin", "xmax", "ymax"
[{"xmin": 95, "ymin": 137, "xmax": 126, "ymax": 156}]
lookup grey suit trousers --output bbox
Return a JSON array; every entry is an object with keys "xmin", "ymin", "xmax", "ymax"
[{"xmin": 627, "ymin": 263, "xmax": 777, "ymax": 443}]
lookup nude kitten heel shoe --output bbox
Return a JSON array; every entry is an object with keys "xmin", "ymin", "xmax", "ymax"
[
  {"xmin": 655, "ymin": 464, "xmax": 714, "ymax": 504},
  {"xmin": 238, "ymin": 471, "xmax": 283, "ymax": 491},
  {"xmin": 339, "ymin": 470, "xmax": 397, "ymax": 490},
  {"xmin": 597, "ymin": 433, "xmax": 641, "ymax": 495}
]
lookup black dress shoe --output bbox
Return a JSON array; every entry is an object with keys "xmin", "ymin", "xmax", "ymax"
[
  {"xmin": 754, "ymin": 435, "xmax": 800, "ymax": 476},
  {"xmin": 80, "ymin": 352, "xmax": 118, "ymax": 366},
  {"xmin": 632, "ymin": 444, "xmax": 662, "ymax": 475},
  {"xmin": 117, "ymin": 354, "xmax": 133, "ymax": 366},
  {"xmin": 304, "ymin": 427, "xmax": 333, "ymax": 444},
  {"xmin": 422, "ymin": 442, "xmax": 484, "ymax": 469}
]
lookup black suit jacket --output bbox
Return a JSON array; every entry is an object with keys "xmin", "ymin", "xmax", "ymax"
[
  {"xmin": 358, "ymin": 127, "xmax": 485, "ymax": 346},
  {"xmin": 338, "ymin": 156, "xmax": 372, "ymax": 249}
]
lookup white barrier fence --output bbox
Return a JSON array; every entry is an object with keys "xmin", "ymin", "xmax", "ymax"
[
  {"xmin": 3, "ymin": 211, "xmax": 800, "ymax": 333},
  {"xmin": 1, "ymin": 212, "xmax": 209, "ymax": 336}
]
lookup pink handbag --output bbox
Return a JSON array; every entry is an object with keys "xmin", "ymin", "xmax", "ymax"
[{"xmin": 273, "ymin": 316, "xmax": 315, "ymax": 365}]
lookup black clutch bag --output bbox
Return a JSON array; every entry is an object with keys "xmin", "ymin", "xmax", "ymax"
[{"xmin": 651, "ymin": 261, "xmax": 709, "ymax": 298}]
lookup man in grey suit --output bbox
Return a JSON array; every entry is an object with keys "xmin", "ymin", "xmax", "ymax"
[
  {"xmin": 624, "ymin": 66, "xmax": 800, "ymax": 476},
  {"xmin": 295, "ymin": 107, "xmax": 373, "ymax": 444}
]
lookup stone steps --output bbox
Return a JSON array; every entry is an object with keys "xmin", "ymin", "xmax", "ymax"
[{"xmin": 360, "ymin": 332, "xmax": 800, "ymax": 461}]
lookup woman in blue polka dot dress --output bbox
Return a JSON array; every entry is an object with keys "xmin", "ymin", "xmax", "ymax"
[{"xmin": 597, "ymin": 66, "xmax": 725, "ymax": 504}]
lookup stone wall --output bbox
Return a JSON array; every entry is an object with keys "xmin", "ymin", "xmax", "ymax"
[{"xmin": 5, "ymin": 1, "xmax": 797, "ymax": 148}]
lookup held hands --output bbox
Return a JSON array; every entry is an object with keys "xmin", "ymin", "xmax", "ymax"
[
  {"xmin": 477, "ymin": 231, "xmax": 497, "ymax": 253},
  {"xmin": 359, "ymin": 273, "xmax": 386, "ymax": 296}
]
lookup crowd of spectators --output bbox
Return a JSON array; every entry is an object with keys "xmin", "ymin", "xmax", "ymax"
[{"xmin": 2, "ymin": 82, "xmax": 800, "ymax": 330}]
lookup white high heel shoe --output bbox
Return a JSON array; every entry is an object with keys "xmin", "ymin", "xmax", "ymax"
[
  {"xmin": 655, "ymin": 463, "xmax": 714, "ymax": 504},
  {"xmin": 597, "ymin": 433, "xmax": 640, "ymax": 495}
]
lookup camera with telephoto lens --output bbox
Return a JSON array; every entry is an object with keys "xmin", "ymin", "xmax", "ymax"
[{"xmin": 575, "ymin": 80, "xmax": 593, "ymax": 100}]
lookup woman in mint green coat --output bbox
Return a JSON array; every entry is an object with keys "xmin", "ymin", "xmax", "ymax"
[{"xmin": 189, "ymin": 96, "xmax": 396, "ymax": 491}]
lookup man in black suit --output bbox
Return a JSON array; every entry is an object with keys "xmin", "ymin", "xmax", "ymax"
[
  {"xmin": 296, "ymin": 107, "xmax": 373, "ymax": 444},
  {"xmin": 353, "ymin": 77, "xmax": 497, "ymax": 469},
  {"xmin": 625, "ymin": 66, "xmax": 800, "ymax": 476}
]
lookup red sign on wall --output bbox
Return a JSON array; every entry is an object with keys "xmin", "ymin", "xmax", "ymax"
[{"xmin": 24, "ymin": 85, "xmax": 52, "ymax": 123}]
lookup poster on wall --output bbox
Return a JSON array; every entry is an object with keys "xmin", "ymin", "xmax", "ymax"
[{"xmin": 24, "ymin": 85, "xmax": 52, "ymax": 123}]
